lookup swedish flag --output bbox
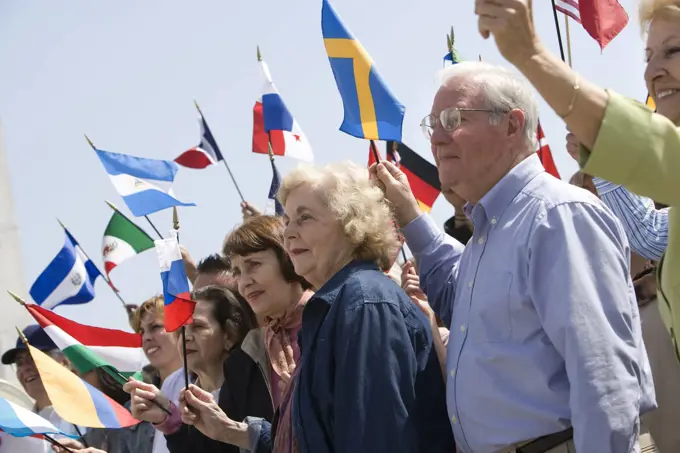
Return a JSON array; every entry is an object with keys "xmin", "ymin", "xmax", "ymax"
[{"xmin": 322, "ymin": 0, "xmax": 405, "ymax": 141}]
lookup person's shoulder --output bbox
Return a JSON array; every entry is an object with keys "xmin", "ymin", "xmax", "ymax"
[
  {"xmin": 160, "ymin": 368, "xmax": 186, "ymax": 400},
  {"xmin": 342, "ymin": 266, "xmax": 404, "ymax": 307},
  {"xmin": 524, "ymin": 173, "xmax": 607, "ymax": 212}
]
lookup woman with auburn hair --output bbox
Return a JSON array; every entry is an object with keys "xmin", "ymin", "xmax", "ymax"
[{"xmin": 175, "ymin": 162, "xmax": 455, "ymax": 453}]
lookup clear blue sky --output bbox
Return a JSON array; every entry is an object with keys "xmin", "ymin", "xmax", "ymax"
[{"xmin": 0, "ymin": 0, "xmax": 647, "ymax": 330}]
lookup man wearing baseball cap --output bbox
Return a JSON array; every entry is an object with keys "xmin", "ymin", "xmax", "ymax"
[{"xmin": 0, "ymin": 325, "xmax": 81, "ymax": 453}]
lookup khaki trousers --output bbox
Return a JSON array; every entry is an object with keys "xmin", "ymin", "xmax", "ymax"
[{"xmin": 503, "ymin": 435, "xmax": 655, "ymax": 453}]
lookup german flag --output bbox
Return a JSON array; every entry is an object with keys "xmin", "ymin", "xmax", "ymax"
[{"xmin": 369, "ymin": 141, "xmax": 441, "ymax": 213}]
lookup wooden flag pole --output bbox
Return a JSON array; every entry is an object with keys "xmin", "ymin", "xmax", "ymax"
[
  {"xmin": 193, "ymin": 100, "xmax": 245, "ymax": 202},
  {"xmin": 172, "ymin": 209, "xmax": 190, "ymax": 392},
  {"xmin": 564, "ymin": 15, "xmax": 573, "ymax": 67},
  {"xmin": 56, "ymin": 218, "xmax": 128, "ymax": 310}
]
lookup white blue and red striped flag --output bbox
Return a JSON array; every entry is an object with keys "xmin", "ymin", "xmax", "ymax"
[
  {"xmin": 0, "ymin": 396, "xmax": 77, "ymax": 439},
  {"xmin": 252, "ymin": 58, "xmax": 314, "ymax": 162},
  {"xmin": 155, "ymin": 230, "xmax": 195, "ymax": 332},
  {"xmin": 95, "ymin": 149, "xmax": 195, "ymax": 217},
  {"xmin": 175, "ymin": 108, "xmax": 224, "ymax": 169}
]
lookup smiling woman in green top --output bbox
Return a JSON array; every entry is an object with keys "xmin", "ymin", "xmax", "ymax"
[{"xmin": 474, "ymin": 0, "xmax": 680, "ymax": 356}]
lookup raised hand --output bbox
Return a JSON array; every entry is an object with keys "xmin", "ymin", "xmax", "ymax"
[
  {"xmin": 179, "ymin": 384, "xmax": 233, "ymax": 442},
  {"xmin": 369, "ymin": 161, "xmax": 421, "ymax": 226},
  {"xmin": 123, "ymin": 379, "xmax": 170, "ymax": 425},
  {"xmin": 241, "ymin": 201, "xmax": 262, "ymax": 220}
]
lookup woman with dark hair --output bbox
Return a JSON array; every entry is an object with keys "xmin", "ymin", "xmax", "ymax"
[{"xmin": 124, "ymin": 285, "xmax": 272, "ymax": 453}]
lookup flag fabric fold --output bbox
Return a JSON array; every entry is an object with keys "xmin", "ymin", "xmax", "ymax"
[
  {"xmin": 321, "ymin": 0, "xmax": 405, "ymax": 141},
  {"xmin": 175, "ymin": 112, "xmax": 224, "ymax": 169},
  {"xmin": 0, "ymin": 396, "xmax": 78, "ymax": 439},
  {"xmin": 102, "ymin": 211, "xmax": 155, "ymax": 286},
  {"xmin": 554, "ymin": 0, "xmax": 628, "ymax": 49},
  {"xmin": 30, "ymin": 229, "xmax": 100, "ymax": 310},
  {"xmin": 26, "ymin": 344, "xmax": 139, "ymax": 428},
  {"xmin": 155, "ymin": 230, "xmax": 195, "ymax": 332},
  {"xmin": 253, "ymin": 59, "xmax": 314, "ymax": 162},
  {"xmin": 536, "ymin": 123, "xmax": 561, "ymax": 179},
  {"xmin": 25, "ymin": 303, "xmax": 146, "ymax": 377},
  {"xmin": 95, "ymin": 149, "xmax": 195, "ymax": 217},
  {"xmin": 268, "ymin": 158, "xmax": 284, "ymax": 216},
  {"xmin": 369, "ymin": 142, "xmax": 441, "ymax": 213}
]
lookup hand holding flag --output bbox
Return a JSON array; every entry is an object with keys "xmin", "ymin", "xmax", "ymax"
[{"xmin": 155, "ymin": 230, "xmax": 195, "ymax": 332}]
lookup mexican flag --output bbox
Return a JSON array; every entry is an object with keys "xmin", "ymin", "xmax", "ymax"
[
  {"xmin": 25, "ymin": 303, "xmax": 147, "ymax": 382},
  {"xmin": 102, "ymin": 211, "xmax": 154, "ymax": 285}
]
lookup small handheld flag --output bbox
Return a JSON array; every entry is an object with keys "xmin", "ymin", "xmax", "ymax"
[
  {"xmin": 554, "ymin": 0, "xmax": 628, "ymax": 49},
  {"xmin": 321, "ymin": 0, "xmax": 405, "ymax": 142},
  {"xmin": 22, "ymin": 338, "xmax": 139, "ymax": 428},
  {"xmin": 536, "ymin": 123, "xmax": 561, "ymax": 179},
  {"xmin": 29, "ymin": 228, "xmax": 100, "ymax": 310},
  {"xmin": 0, "ymin": 396, "xmax": 78, "ymax": 439},
  {"xmin": 253, "ymin": 50, "xmax": 314, "ymax": 162},
  {"xmin": 268, "ymin": 157, "xmax": 284, "ymax": 216},
  {"xmin": 94, "ymin": 147, "xmax": 195, "ymax": 217},
  {"xmin": 174, "ymin": 103, "xmax": 225, "ymax": 169},
  {"xmin": 443, "ymin": 27, "xmax": 462, "ymax": 67},
  {"xmin": 155, "ymin": 230, "xmax": 195, "ymax": 332},
  {"xmin": 102, "ymin": 207, "xmax": 155, "ymax": 288}
]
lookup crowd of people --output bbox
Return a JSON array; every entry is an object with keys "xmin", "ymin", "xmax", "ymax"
[{"xmin": 2, "ymin": 0, "xmax": 679, "ymax": 451}]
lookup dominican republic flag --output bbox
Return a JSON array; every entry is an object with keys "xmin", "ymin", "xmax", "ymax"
[
  {"xmin": 174, "ymin": 108, "xmax": 224, "ymax": 169},
  {"xmin": 30, "ymin": 228, "xmax": 101, "ymax": 310},
  {"xmin": 536, "ymin": 123, "xmax": 561, "ymax": 179},
  {"xmin": 155, "ymin": 230, "xmax": 195, "ymax": 332},
  {"xmin": 252, "ymin": 58, "xmax": 314, "ymax": 162},
  {"xmin": 95, "ymin": 149, "xmax": 195, "ymax": 217}
]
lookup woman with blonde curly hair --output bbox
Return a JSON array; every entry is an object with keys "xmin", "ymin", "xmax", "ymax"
[{"xmin": 175, "ymin": 162, "xmax": 455, "ymax": 453}]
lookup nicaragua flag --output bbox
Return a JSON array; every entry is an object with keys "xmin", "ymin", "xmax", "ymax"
[
  {"xmin": 155, "ymin": 230, "xmax": 195, "ymax": 332},
  {"xmin": 252, "ymin": 58, "xmax": 314, "ymax": 162},
  {"xmin": 30, "ymin": 228, "xmax": 100, "ymax": 310},
  {"xmin": 174, "ymin": 108, "xmax": 224, "ymax": 169},
  {"xmin": 0, "ymin": 396, "xmax": 78, "ymax": 438},
  {"xmin": 95, "ymin": 149, "xmax": 196, "ymax": 217}
]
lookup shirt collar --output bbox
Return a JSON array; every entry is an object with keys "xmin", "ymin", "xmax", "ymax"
[
  {"xmin": 464, "ymin": 154, "xmax": 545, "ymax": 222},
  {"xmin": 312, "ymin": 260, "xmax": 379, "ymax": 305}
]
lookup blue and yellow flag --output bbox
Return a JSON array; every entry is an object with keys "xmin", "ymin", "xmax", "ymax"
[{"xmin": 321, "ymin": 0, "xmax": 405, "ymax": 142}]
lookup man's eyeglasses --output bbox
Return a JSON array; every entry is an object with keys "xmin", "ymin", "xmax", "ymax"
[{"xmin": 420, "ymin": 107, "xmax": 496, "ymax": 140}]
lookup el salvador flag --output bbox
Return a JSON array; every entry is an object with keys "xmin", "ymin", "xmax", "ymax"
[
  {"xmin": 155, "ymin": 230, "xmax": 195, "ymax": 332},
  {"xmin": 95, "ymin": 149, "xmax": 196, "ymax": 217},
  {"xmin": 30, "ymin": 228, "xmax": 100, "ymax": 310}
]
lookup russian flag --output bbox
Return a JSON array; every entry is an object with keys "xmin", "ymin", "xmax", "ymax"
[
  {"xmin": 252, "ymin": 58, "xmax": 314, "ymax": 162},
  {"xmin": 155, "ymin": 230, "xmax": 195, "ymax": 332},
  {"xmin": 174, "ymin": 107, "xmax": 224, "ymax": 169},
  {"xmin": 95, "ymin": 149, "xmax": 196, "ymax": 217}
]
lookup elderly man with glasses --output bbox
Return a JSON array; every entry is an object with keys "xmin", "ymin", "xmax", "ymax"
[{"xmin": 372, "ymin": 61, "xmax": 656, "ymax": 453}]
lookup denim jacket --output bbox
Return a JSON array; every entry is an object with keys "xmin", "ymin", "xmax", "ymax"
[{"xmin": 245, "ymin": 260, "xmax": 455, "ymax": 453}]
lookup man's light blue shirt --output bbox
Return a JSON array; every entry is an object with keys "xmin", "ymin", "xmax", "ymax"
[{"xmin": 403, "ymin": 155, "xmax": 656, "ymax": 453}]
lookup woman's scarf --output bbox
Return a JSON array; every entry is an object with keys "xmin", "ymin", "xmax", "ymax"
[{"xmin": 263, "ymin": 290, "xmax": 312, "ymax": 384}]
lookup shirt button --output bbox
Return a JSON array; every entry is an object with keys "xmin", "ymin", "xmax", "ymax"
[
  {"xmin": 491, "ymin": 218, "xmax": 497, "ymax": 225},
  {"xmin": 450, "ymin": 369, "xmax": 456, "ymax": 378},
  {"xmin": 460, "ymin": 324, "xmax": 466, "ymax": 332},
  {"xmin": 468, "ymin": 281, "xmax": 473, "ymax": 288},
  {"xmin": 477, "ymin": 236, "xmax": 485, "ymax": 244},
  {"xmin": 451, "ymin": 415, "xmax": 457, "ymax": 424}
]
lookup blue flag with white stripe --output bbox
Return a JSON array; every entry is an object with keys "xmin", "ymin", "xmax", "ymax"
[
  {"xmin": 30, "ymin": 229, "xmax": 101, "ymax": 310},
  {"xmin": 95, "ymin": 149, "xmax": 196, "ymax": 217}
]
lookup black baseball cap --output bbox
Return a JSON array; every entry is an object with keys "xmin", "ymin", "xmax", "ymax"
[{"xmin": 1, "ymin": 325, "xmax": 58, "ymax": 365}]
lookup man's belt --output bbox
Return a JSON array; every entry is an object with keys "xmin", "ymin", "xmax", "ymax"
[{"xmin": 516, "ymin": 427, "xmax": 574, "ymax": 453}]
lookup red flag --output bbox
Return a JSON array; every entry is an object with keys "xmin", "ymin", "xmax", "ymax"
[
  {"xmin": 554, "ymin": 0, "xmax": 628, "ymax": 49},
  {"xmin": 536, "ymin": 123, "xmax": 561, "ymax": 179}
]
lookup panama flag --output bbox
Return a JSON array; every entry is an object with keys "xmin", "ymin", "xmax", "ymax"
[
  {"xmin": 30, "ymin": 228, "xmax": 101, "ymax": 310},
  {"xmin": 102, "ymin": 210, "xmax": 155, "ymax": 288},
  {"xmin": 252, "ymin": 58, "xmax": 314, "ymax": 162},
  {"xmin": 95, "ymin": 149, "xmax": 195, "ymax": 217},
  {"xmin": 174, "ymin": 106, "xmax": 224, "ymax": 169},
  {"xmin": 25, "ymin": 302, "xmax": 147, "ymax": 377},
  {"xmin": 155, "ymin": 230, "xmax": 195, "ymax": 332}
]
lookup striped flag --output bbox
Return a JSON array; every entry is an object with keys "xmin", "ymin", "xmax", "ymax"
[
  {"xmin": 29, "ymin": 229, "xmax": 101, "ymax": 310},
  {"xmin": 26, "ymin": 343, "xmax": 139, "ymax": 428},
  {"xmin": 103, "ymin": 210, "xmax": 155, "ymax": 287},
  {"xmin": 155, "ymin": 230, "xmax": 195, "ymax": 332},
  {"xmin": 174, "ymin": 108, "xmax": 224, "ymax": 169},
  {"xmin": 536, "ymin": 123, "xmax": 561, "ymax": 179},
  {"xmin": 0, "ymin": 396, "xmax": 77, "ymax": 438},
  {"xmin": 554, "ymin": 0, "xmax": 628, "ymax": 49},
  {"xmin": 95, "ymin": 149, "xmax": 195, "ymax": 217},
  {"xmin": 25, "ymin": 303, "xmax": 146, "ymax": 378}
]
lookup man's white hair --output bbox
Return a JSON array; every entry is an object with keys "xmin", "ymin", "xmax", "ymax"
[{"xmin": 438, "ymin": 61, "xmax": 539, "ymax": 151}]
